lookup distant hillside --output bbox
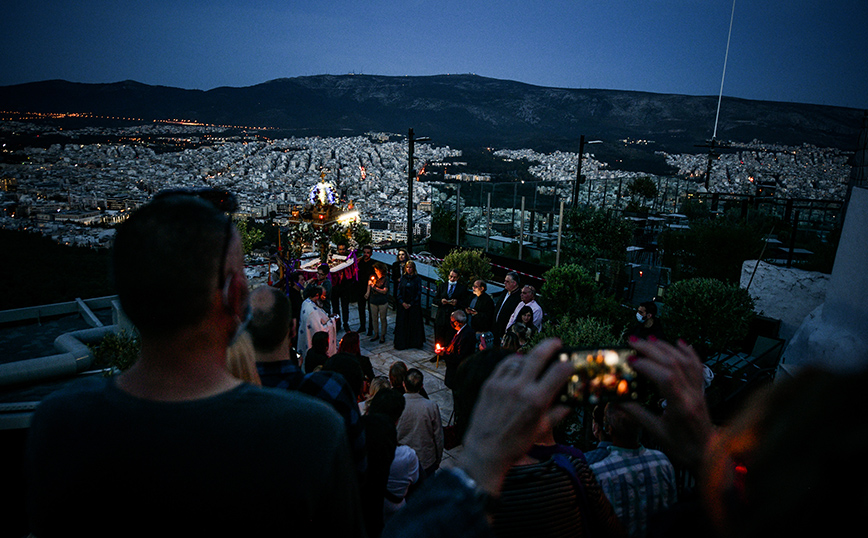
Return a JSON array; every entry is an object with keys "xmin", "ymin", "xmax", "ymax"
[{"xmin": 1, "ymin": 75, "xmax": 863, "ymax": 157}]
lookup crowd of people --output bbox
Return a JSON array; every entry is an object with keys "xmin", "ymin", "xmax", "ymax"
[{"xmin": 24, "ymin": 190, "xmax": 867, "ymax": 538}]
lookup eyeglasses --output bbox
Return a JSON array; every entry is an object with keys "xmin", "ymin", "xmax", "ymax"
[{"xmin": 152, "ymin": 188, "xmax": 238, "ymax": 288}]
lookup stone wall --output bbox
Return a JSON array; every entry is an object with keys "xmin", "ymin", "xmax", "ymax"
[{"xmin": 740, "ymin": 260, "xmax": 830, "ymax": 342}]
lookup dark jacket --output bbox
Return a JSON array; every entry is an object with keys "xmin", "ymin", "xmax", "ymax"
[
  {"xmin": 467, "ymin": 292, "xmax": 495, "ymax": 333},
  {"xmin": 433, "ymin": 281, "xmax": 469, "ymax": 328},
  {"xmin": 443, "ymin": 325, "xmax": 478, "ymax": 389},
  {"xmin": 493, "ymin": 290, "xmax": 522, "ymax": 341}
]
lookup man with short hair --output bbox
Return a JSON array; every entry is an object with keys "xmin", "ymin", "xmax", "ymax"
[
  {"xmin": 627, "ymin": 301, "xmax": 666, "ymax": 341},
  {"xmin": 356, "ymin": 244, "xmax": 375, "ymax": 334},
  {"xmin": 331, "ymin": 242, "xmax": 352, "ymax": 332},
  {"xmin": 26, "ymin": 193, "xmax": 364, "ymax": 537},
  {"xmin": 432, "ymin": 269, "xmax": 469, "ymax": 362},
  {"xmin": 493, "ymin": 271, "xmax": 522, "ymax": 343},
  {"xmin": 396, "ymin": 368, "xmax": 444, "ymax": 478},
  {"xmin": 248, "ymin": 285, "xmax": 367, "ymax": 478},
  {"xmin": 506, "ymin": 284, "xmax": 543, "ymax": 332},
  {"xmin": 438, "ymin": 310, "xmax": 479, "ymax": 390},
  {"xmin": 590, "ymin": 403, "xmax": 678, "ymax": 538}
]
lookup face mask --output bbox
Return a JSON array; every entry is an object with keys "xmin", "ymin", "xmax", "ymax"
[{"xmin": 636, "ymin": 312, "xmax": 645, "ymax": 323}]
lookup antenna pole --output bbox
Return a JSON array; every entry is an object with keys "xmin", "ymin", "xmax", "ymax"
[{"xmin": 713, "ymin": 0, "xmax": 736, "ymax": 140}]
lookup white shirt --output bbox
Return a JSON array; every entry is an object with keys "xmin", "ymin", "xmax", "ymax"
[{"xmin": 506, "ymin": 299, "xmax": 543, "ymax": 332}]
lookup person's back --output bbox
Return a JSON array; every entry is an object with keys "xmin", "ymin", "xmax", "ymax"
[
  {"xmin": 590, "ymin": 404, "xmax": 677, "ymax": 538},
  {"xmin": 27, "ymin": 377, "xmax": 358, "ymax": 537},
  {"xmin": 492, "ymin": 447, "xmax": 617, "ymax": 538},
  {"xmin": 25, "ymin": 192, "xmax": 363, "ymax": 537},
  {"xmin": 396, "ymin": 369, "xmax": 443, "ymax": 476}
]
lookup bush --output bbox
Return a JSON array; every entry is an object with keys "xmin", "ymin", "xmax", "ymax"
[
  {"xmin": 658, "ymin": 212, "xmax": 768, "ymax": 284},
  {"xmin": 88, "ymin": 330, "xmax": 141, "ymax": 372},
  {"xmin": 663, "ymin": 278, "xmax": 755, "ymax": 358},
  {"xmin": 540, "ymin": 264, "xmax": 631, "ymax": 334},
  {"xmin": 533, "ymin": 315, "xmax": 623, "ymax": 349},
  {"xmin": 437, "ymin": 248, "xmax": 493, "ymax": 285},
  {"xmin": 563, "ymin": 207, "xmax": 634, "ymax": 270}
]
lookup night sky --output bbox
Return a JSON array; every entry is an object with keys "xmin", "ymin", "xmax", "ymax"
[{"xmin": 2, "ymin": 0, "xmax": 866, "ymax": 110}]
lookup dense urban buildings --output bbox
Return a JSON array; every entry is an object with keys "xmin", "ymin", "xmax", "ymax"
[{"xmin": 0, "ymin": 115, "xmax": 852, "ymax": 249}]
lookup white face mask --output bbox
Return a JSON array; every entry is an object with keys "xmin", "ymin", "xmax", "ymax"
[{"xmin": 636, "ymin": 312, "xmax": 645, "ymax": 323}]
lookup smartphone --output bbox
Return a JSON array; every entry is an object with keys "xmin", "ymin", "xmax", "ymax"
[{"xmin": 556, "ymin": 347, "xmax": 644, "ymax": 406}]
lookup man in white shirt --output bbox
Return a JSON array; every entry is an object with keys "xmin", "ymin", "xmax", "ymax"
[{"xmin": 506, "ymin": 285, "xmax": 543, "ymax": 332}]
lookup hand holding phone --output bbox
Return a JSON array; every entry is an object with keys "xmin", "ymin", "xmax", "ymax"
[{"xmin": 556, "ymin": 347, "xmax": 645, "ymax": 406}]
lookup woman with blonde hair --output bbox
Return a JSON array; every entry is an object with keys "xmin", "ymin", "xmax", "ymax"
[
  {"xmin": 226, "ymin": 331, "xmax": 261, "ymax": 385},
  {"xmin": 360, "ymin": 376, "xmax": 391, "ymax": 414}
]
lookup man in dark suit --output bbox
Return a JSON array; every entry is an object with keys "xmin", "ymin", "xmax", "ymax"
[
  {"xmin": 438, "ymin": 310, "xmax": 478, "ymax": 390},
  {"xmin": 466, "ymin": 279, "xmax": 495, "ymax": 350},
  {"xmin": 355, "ymin": 245, "xmax": 375, "ymax": 335},
  {"xmin": 493, "ymin": 271, "xmax": 522, "ymax": 344},
  {"xmin": 431, "ymin": 269, "xmax": 469, "ymax": 362}
]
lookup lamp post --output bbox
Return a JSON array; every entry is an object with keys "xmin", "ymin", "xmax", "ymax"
[
  {"xmin": 407, "ymin": 128, "xmax": 430, "ymax": 254},
  {"xmin": 572, "ymin": 135, "xmax": 586, "ymax": 208}
]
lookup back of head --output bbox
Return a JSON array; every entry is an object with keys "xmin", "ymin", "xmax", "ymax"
[
  {"xmin": 501, "ymin": 332, "xmax": 521, "ymax": 353},
  {"xmin": 112, "ymin": 194, "xmax": 229, "ymax": 337},
  {"xmin": 311, "ymin": 331, "xmax": 330, "ymax": 353},
  {"xmin": 338, "ymin": 331, "xmax": 361, "ymax": 355},
  {"xmin": 389, "ymin": 361, "xmax": 408, "ymax": 392},
  {"xmin": 368, "ymin": 387, "xmax": 407, "ymax": 424},
  {"xmin": 247, "ymin": 286, "xmax": 291, "ymax": 353},
  {"xmin": 704, "ymin": 367, "xmax": 868, "ymax": 538},
  {"xmin": 604, "ymin": 403, "xmax": 642, "ymax": 448},
  {"xmin": 404, "ymin": 368, "xmax": 424, "ymax": 393},
  {"xmin": 453, "ymin": 348, "xmax": 511, "ymax": 440},
  {"xmin": 323, "ymin": 352, "xmax": 364, "ymax": 398}
]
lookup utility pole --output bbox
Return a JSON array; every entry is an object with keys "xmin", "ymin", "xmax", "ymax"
[
  {"xmin": 407, "ymin": 128, "xmax": 430, "ymax": 254},
  {"xmin": 407, "ymin": 128, "xmax": 415, "ymax": 254},
  {"xmin": 572, "ymin": 135, "xmax": 586, "ymax": 207}
]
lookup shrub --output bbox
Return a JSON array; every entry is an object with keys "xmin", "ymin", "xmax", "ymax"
[
  {"xmin": 658, "ymin": 213, "xmax": 767, "ymax": 284},
  {"xmin": 663, "ymin": 277, "xmax": 755, "ymax": 358},
  {"xmin": 436, "ymin": 248, "xmax": 493, "ymax": 285},
  {"xmin": 88, "ymin": 330, "xmax": 141, "ymax": 372},
  {"xmin": 540, "ymin": 264, "xmax": 631, "ymax": 334},
  {"xmin": 563, "ymin": 207, "xmax": 634, "ymax": 270},
  {"xmin": 532, "ymin": 315, "xmax": 623, "ymax": 349}
]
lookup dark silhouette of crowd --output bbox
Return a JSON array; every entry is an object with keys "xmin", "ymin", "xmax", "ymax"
[{"xmin": 24, "ymin": 190, "xmax": 868, "ymax": 538}]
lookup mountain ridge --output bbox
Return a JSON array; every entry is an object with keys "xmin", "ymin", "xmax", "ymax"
[{"xmin": 1, "ymin": 74, "xmax": 863, "ymax": 156}]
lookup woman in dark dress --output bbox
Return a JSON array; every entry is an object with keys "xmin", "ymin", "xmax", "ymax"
[
  {"xmin": 390, "ymin": 248, "xmax": 409, "ymax": 298},
  {"xmin": 393, "ymin": 261, "xmax": 426, "ymax": 350}
]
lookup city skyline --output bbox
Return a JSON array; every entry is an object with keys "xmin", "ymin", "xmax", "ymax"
[{"xmin": 1, "ymin": 1, "xmax": 866, "ymax": 111}]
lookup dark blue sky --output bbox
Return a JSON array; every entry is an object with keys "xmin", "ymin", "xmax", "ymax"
[{"xmin": 2, "ymin": 0, "xmax": 866, "ymax": 109}]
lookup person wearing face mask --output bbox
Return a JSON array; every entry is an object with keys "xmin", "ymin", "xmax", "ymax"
[{"xmin": 627, "ymin": 301, "xmax": 666, "ymax": 342}]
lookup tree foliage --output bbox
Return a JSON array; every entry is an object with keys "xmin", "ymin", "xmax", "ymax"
[
  {"xmin": 233, "ymin": 217, "xmax": 265, "ymax": 255},
  {"xmin": 539, "ymin": 264, "xmax": 634, "ymax": 337},
  {"xmin": 431, "ymin": 205, "xmax": 467, "ymax": 244},
  {"xmin": 562, "ymin": 207, "xmax": 634, "ymax": 270},
  {"xmin": 658, "ymin": 213, "xmax": 767, "ymax": 284},
  {"xmin": 663, "ymin": 277, "xmax": 755, "ymax": 358},
  {"xmin": 437, "ymin": 248, "xmax": 492, "ymax": 285}
]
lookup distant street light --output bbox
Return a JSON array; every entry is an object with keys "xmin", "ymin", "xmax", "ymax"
[{"xmin": 407, "ymin": 128, "xmax": 430, "ymax": 254}]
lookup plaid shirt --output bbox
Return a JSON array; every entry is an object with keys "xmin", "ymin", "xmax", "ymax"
[
  {"xmin": 257, "ymin": 360, "xmax": 367, "ymax": 477},
  {"xmin": 589, "ymin": 445, "xmax": 677, "ymax": 538}
]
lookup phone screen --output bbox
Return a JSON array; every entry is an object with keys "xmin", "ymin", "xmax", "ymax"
[{"xmin": 556, "ymin": 347, "xmax": 643, "ymax": 406}]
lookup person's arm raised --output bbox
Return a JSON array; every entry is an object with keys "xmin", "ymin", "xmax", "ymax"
[
  {"xmin": 458, "ymin": 339, "xmax": 575, "ymax": 495},
  {"xmin": 622, "ymin": 337, "xmax": 716, "ymax": 475}
]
